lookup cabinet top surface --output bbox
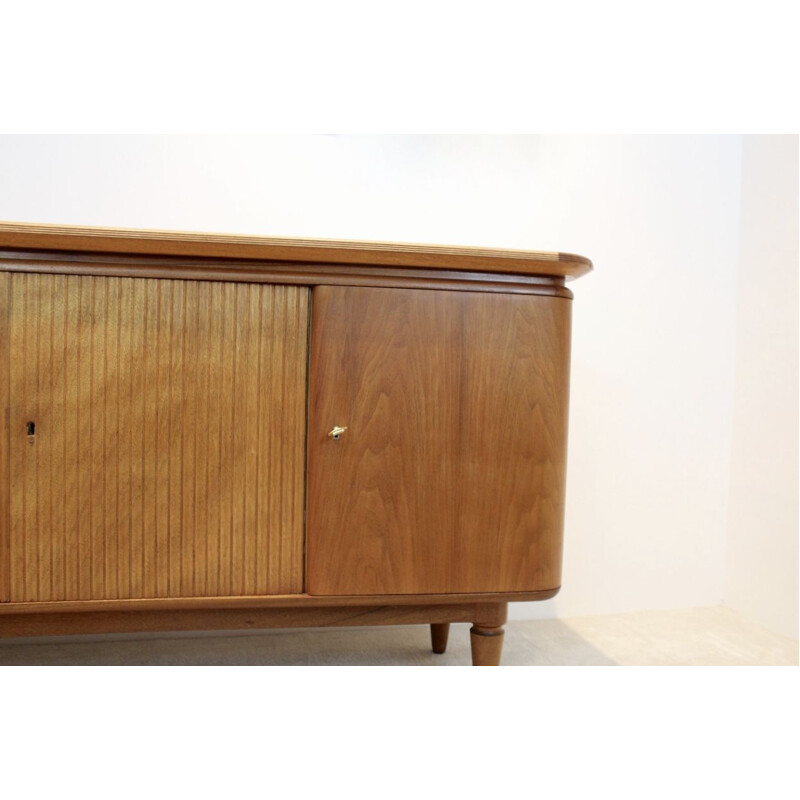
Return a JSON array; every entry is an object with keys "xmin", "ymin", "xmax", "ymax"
[{"xmin": 0, "ymin": 221, "xmax": 592, "ymax": 280}]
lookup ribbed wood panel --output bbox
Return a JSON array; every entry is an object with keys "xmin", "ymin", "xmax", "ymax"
[
  {"xmin": 6, "ymin": 273, "xmax": 308, "ymax": 602},
  {"xmin": 0, "ymin": 273, "xmax": 10, "ymax": 602}
]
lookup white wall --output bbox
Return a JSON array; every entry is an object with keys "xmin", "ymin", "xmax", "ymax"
[
  {"xmin": 0, "ymin": 135, "xmax": 773, "ymax": 625},
  {"xmin": 724, "ymin": 136, "xmax": 798, "ymax": 639}
]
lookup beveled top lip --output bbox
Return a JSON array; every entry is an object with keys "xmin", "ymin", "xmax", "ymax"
[{"xmin": 0, "ymin": 221, "xmax": 593, "ymax": 280}]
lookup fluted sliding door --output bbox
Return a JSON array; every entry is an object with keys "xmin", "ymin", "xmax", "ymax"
[{"xmin": 3, "ymin": 273, "xmax": 308, "ymax": 602}]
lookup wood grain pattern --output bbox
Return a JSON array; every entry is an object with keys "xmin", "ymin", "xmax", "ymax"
[
  {"xmin": 0, "ymin": 272, "xmax": 9, "ymax": 601},
  {"xmin": 6, "ymin": 273, "xmax": 308, "ymax": 602},
  {"xmin": 0, "ymin": 221, "xmax": 593, "ymax": 280},
  {"xmin": 307, "ymin": 286, "xmax": 571, "ymax": 596}
]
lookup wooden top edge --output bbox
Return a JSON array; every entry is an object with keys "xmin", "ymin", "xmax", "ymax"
[{"xmin": 0, "ymin": 221, "xmax": 593, "ymax": 280}]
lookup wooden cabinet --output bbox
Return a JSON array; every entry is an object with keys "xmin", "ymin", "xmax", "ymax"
[{"xmin": 0, "ymin": 222, "xmax": 591, "ymax": 665}]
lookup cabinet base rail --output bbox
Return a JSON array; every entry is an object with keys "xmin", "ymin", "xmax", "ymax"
[{"xmin": 0, "ymin": 601, "xmax": 510, "ymax": 666}]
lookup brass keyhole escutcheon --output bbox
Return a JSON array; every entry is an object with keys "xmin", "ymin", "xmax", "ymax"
[{"xmin": 328, "ymin": 426, "xmax": 347, "ymax": 440}]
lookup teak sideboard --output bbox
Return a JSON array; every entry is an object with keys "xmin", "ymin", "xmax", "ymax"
[{"xmin": 0, "ymin": 222, "xmax": 591, "ymax": 665}]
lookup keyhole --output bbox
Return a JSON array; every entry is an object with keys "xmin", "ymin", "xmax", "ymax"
[{"xmin": 27, "ymin": 421, "xmax": 35, "ymax": 437}]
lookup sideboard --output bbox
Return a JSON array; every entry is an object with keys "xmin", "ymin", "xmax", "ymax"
[{"xmin": 0, "ymin": 222, "xmax": 591, "ymax": 665}]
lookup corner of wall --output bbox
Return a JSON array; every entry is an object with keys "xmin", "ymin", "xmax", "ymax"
[{"xmin": 723, "ymin": 135, "xmax": 799, "ymax": 640}]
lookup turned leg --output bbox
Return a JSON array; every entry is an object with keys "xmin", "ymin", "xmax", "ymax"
[
  {"xmin": 470, "ymin": 602, "xmax": 508, "ymax": 666},
  {"xmin": 470, "ymin": 625, "xmax": 505, "ymax": 666},
  {"xmin": 430, "ymin": 622, "xmax": 450, "ymax": 654}
]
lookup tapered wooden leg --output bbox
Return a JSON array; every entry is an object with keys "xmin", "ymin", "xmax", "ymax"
[
  {"xmin": 470, "ymin": 625, "xmax": 505, "ymax": 666},
  {"xmin": 470, "ymin": 602, "xmax": 508, "ymax": 666},
  {"xmin": 430, "ymin": 622, "xmax": 450, "ymax": 654}
]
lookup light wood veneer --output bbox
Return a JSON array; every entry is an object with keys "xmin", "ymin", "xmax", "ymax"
[{"xmin": 6, "ymin": 273, "xmax": 307, "ymax": 602}]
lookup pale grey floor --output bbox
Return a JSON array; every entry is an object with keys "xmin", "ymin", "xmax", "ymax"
[{"xmin": 0, "ymin": 605, "xmax": 796, "ymax": 666}]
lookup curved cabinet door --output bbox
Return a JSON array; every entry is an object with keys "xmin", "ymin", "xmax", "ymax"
[
  {"xmin": 307, "ymin": 285, "xmax": 572, "ymax": 596},
  {"xmin": 2, "ymin": 273, "xmax": 307, "ymax": 602}
]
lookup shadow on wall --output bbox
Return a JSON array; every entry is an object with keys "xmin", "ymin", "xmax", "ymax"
[{"xmin": 0, "ymin": 621, "xmax": 617, "ymax": 666}]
